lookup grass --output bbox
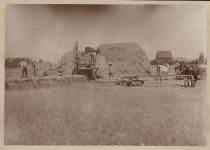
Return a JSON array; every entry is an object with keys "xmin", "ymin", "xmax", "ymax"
[{"xmin": 4, "ymin": 79, "xmax": 206, "ymax": 145}]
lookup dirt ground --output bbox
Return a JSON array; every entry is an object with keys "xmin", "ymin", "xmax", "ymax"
[{"xmin": 4, "ymin": 78, "xmax": 207, "ymax": 145}]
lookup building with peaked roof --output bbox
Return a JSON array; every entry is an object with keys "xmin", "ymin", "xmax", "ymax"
[
  {"xmin": 151, "ymin": 51, "xmax": 172, "ymax": 65},
  {"xmin": 156, "ymin": 51, "xmax": 172, "ymax": 59}
]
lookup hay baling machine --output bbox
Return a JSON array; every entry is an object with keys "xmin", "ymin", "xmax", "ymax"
[{"xmin": 72, "ymin": 46, "xmax": 98, "ymax": 80}]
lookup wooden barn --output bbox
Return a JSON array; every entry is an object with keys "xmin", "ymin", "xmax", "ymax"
[{"xmin": 151, "ymin": 51, "xmax": 172, "ymax": 65}]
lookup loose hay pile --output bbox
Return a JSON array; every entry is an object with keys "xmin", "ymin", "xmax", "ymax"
[{"xmin": 5, "ymin": 75, "xmax": 87, "ymax": 90}]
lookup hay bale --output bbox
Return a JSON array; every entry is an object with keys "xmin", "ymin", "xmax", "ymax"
[{"xmin": 97, "ymin": 42, "xmax": 152, "ymax": 76}]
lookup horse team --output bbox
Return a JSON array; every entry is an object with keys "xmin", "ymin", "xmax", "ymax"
[{"xmin": 156, "ymin": 62, "xmax": 206, "ymax": 87}]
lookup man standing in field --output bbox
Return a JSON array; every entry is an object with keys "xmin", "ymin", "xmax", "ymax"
[
  {"xmin": 57, "ymin": 65, "xmax": 64, "ymax": 76},
  {"xmin": 156, "ymin": 65, "xmax": 162, "ymax": 83},
  {"xmin": 19, "ymin": 58, "xmax": 28, "ymax": 78},
  {"xmin": 73, "ymin": 41, "xmax": 80, "ymax": 74},
  {"xmin": 108, "ymin": 63, "xmax": 114, "ymax": 78},
  {"xmin": 73, "ymin": 41, "xmax": 79, "ymax": 52}
]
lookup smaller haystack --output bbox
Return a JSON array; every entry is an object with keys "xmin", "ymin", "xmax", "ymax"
[
  {"xmin": 5, "ymin": 75, "xmax": 86, "ymax": 90},
  {"xmin": 58, "ymin": 51, "xmax": 92, "ymax": 75}
]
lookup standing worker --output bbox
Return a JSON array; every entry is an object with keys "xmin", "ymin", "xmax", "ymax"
[
  {"xmin": 58, "ymin": 65, "xmax": 64, "ymax": 76},
  {"xmin": 20, "ymin": 58, "xmax": 28, "ymax": 78},
  {"xmin": 156, "ymin": 65, "xmax": 161, "ymax": 74},
  {"xmin": 108, "ymin": 63, "xmax": 114, "ymax": 78},
  {"xmin": 73, "ymin": 41, "xmax": 79, "ymax": 74},
  {"xmin": 32, "ymin": 62, "xmax": 36, "ymax": 77},
  {"xmin": 156, "ymin": 65, "xmax": 162, "ymax": 83},
  {"xmin": 73, "ymin": 41, "xmax": 79, "ymax": 52}
]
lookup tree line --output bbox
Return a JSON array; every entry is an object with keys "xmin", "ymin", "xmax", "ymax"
[
  {"xmin": 190, "ymin": 51, "xmax": 207, "ymax": 64},
  {"xmin": 5, "ymin": 57, "xmax": 44, "ymax": 68},
  {"xmin": 178, "ymin": 51, "xmax": 207, "ymax": 65}
]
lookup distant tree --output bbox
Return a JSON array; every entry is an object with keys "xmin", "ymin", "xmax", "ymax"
[
  {"xmin": 198, "ymin": 51, "xmax": 205, "ymax": 64},
  {"xmin": 9, "ymin": 58, "xmax": 14, "ymax": 67},
  {"xmin": 5, "ymin": 57, "xmax": 10, "ymax": 68},
  {"xmin": 189, "ymin": 59, "xmax": 199, "ymax": 65},
  {"xmin": 38, "ymin": 59, "xmax": 43, "ymax": 63},
  {"xmin": 195, "ymin": 59, "xmax": 199, "ymax": 64},
  {"xmin": 204, "ymin": 58, "xmax": 207, "ymax": 64}
]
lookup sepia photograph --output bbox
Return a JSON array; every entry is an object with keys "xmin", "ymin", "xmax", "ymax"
[{"xmin": 4, "ymin": 4, "xmax": 207, "ymax": 145}]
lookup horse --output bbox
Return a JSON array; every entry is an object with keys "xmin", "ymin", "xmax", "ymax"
[
  {"xmin": 174, "ymin": 62, "xmax": 206, "ymax": 79},
  {"xmin": 155, "ymin": 63, "xmax": 171, "ymax": 82},
  {"xmin": 174, "ymin": 63, "xmax": 199, "ymax": 87},
  {"xmin": 174, "ymin": 63, "xmax": 181, "ymax": 74},
  {"xmin": 173, "ymin": 62, "xmax": 184, "ymax": 80},
  {"xmin": 156, "ymin": 63, "xmax": 170, "ymax": 79}
]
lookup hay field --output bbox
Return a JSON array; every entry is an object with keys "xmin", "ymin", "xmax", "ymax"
[{"xmin": 5, "ymin": 79, "xmax": 206, "ymax": 145}]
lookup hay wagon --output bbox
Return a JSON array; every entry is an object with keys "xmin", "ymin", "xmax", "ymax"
[{"xmin": 117, "ymin": 75, "xmax": 146, "ymax": 86}]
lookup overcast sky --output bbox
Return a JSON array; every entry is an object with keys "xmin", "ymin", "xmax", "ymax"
[{"xmin": 6, "ymin": 4, "xmax": 207, "ymax": 63}]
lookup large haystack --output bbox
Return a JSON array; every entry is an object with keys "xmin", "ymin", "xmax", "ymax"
[
  {"xmin": 97, "ymin": 42, "xmax": 152, "ymax": 76},
  {"xmin": 58, "ymin": 42, "xmax": 152, "ymax": 78}
]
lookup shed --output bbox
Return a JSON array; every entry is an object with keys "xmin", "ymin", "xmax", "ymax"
[
  {"xmin": 153, "ymin": 51, "xmax": 172, "ymax": 65},
  {"xmin": 156, "ymin": 51, "xmax": 172, "ymax": 59}
]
